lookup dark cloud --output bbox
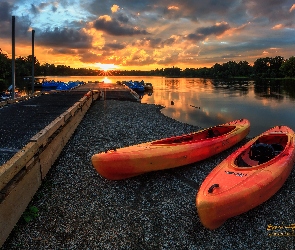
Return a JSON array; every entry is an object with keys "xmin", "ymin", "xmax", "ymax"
[
  {"xmin": 0, "ymin": 13, "xmax": 32, "ymax": 42},
  {"xmin": 30, "ymin": 2, "xmax": 52, "ymax": 15},
  {"xmin": 79, "ymin": 51, "xmax": 101, "ymax": 63},
  {"xmin": 154, "ymin": 0, "xmax": 244, "ymax": 22},
  {"xmin": 162, "ymin": 37, "xmax": 177, "ymax": 46},
  {"xmin": 157, "ymin": 53, "xmax": 180, "ymax": 66},
  {"xmin": 93, "ymin": 17, "xmax": 149, "ymax": 36},
  {"xmin": 244, "ymin": 0, "xmax": 295, "ymax": 22},
  {"xmin": 37, "ymin": 27, "xmax": 92, "ymax": 49},
  {"xmin": 51, "ymin": 48, "xmax": 78, "ymax": 55},
  {"xmin": 126, "ymin": 54, "xmax": 156, "ymax": 66},
  {"xmin": 87, "ymin": 1, "xmax": 154, "ymax": 16},
  {"xmin": 30, "ymin": 4, "xmax": 40, "ymax": 15},
  {"xmin": 58, "ymin": 0, "xmax": 71, "ymax": 9},
  {"xmin": 52, "ymin": 5, "xmax": 57, "ymax": 12},
  {"xmin": 0, "ymin": 2, "xmax": 13, "ymax": 22},
  {"xmin": 104, "ymin": 42, "xmax": 126, "ymax": 50},
  {"xmin": 197, "ymin": 23, "xmax": 231, "ymax": 36},
  {"xmin": 116, "ymin": 13, "xmax": 129, "ymax": 23},
  {"xmin": 186, "ymin": 22, "xmax": 231, "ymax": 41},
  {"xmin": 133, "ymin": 38, "xmax": 163, "ymax": 48}
]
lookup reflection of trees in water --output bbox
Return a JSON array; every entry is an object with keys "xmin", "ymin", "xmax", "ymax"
[
  {"xmin": 208, "ymin": 78, "xmax": 295, "ymax": 101},
  {"xmin": 210, "ymin": 79, "xmax": 250, "ymax": 96},
  {"xmin": 165, "ymin": 79, "xmax": 180, "ymax": 89},
  {"xmin": 281, "ymin": 80, "xmax": 295, "ymax": 100},
  {"xmin": 186, "ymin": 78, "xmax": 211, "ymax": 86},
  {"xmin": 253, "ymin": 79, "xmax": 295, "ymax": 101}
]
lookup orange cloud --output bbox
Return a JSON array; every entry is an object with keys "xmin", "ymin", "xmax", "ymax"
[
  {"xmin": 168, "ymin": 6, "xmax": 179, "ymax": 10},
  {"xmin": 290, "ymin": 4, "xmax": 295, "ymax": 12},
  {"xmin": 111, "ymin": 5, "xmax": 120, "ymax": 13},
  {"xmin": 272, "ymin": 24, "xmax": 283, "ymax": 30}
]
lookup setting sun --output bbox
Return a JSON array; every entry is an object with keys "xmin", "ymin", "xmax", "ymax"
[{"xmin": 95, "ymin": 63, "xmax": 118, "ymax": 71}]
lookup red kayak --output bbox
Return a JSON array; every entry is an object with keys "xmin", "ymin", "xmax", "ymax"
[
  {"xmin": 91, "ymin": 119, "xmax": 250, "ymax": 180},
  {"xmin": 196, "ymin": 125, "xmax": 295, "ymax": 230}
]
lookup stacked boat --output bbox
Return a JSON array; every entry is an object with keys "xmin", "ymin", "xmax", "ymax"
[
  {"xmin": 91, "ymin": 119, "xmax": 295, "ymax": 229},
  {"xmin": 123, "ymin": 80, "xmax": 145, "ymax": 92},
  {"xmin": 122, "ymin": 80, "xmax": 153, "ymax": 92},
  {"xmin": 42, "ymin": 80, "xmax": 84, "ymax": 90}
]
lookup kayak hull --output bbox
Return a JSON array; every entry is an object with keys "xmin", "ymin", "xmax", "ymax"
[
  {"xmin": 196, "ymin": 126, "xmax": 295, "ymax": 230},
  {"xmin": 91, "ymin": 119, "xmax": 250, "ymax": 180}
]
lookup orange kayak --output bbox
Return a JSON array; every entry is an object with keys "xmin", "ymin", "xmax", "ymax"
[
  {"xmin": 91, "ymin": 119, "xmax": 250, "ymax": 180},
  {"xmin": 196, "ymin": 125, "xmax": 295, "ymax": 230}
]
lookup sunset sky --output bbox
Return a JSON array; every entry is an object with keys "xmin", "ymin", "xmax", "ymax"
[{"xmin": 0, "ymin": 1, "xmax": 295, "ymax": 71}]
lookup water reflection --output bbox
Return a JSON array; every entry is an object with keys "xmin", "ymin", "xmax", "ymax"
[{"xmin": 140, "ymin": 78, "xmax": 295, "ymax": 137}]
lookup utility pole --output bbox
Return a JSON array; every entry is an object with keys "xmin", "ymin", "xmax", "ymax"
[
  {"xmin": 32, "ymin": 29, "xmax": 35, "ymax": 94},
  {"xmin": 11, "ymin": 16, "xmax": 15, "ymax": 99}
]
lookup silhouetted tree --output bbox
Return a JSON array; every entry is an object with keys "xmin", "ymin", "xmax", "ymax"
[
  {"xmin": 0, "ymin": 49, "xmax": 11, "ymax": 79},
  {"xmin": 280, "ymin": 56, "xmax": 295, "ymax": 77}
]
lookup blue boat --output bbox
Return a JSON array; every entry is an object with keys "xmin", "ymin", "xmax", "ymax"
[
  {"xmin": 56, "ymin": 82, "xmax": 70, "ymax": 90},
  {"xmin": 124, "ymin": 80, "xmax": 145, "ymax": 92},
  {"xmin": 42, "ymin": 80, "xmax": 60, "ymax": 89}
]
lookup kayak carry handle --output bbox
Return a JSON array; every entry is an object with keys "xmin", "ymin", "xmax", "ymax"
[
  {"xmin": 105, "ymin": 147, "xmax": 117, "ymax": 153},
  {"xmin": 208, "ymin": 184, "xmax": 219, "ymax": 193}
]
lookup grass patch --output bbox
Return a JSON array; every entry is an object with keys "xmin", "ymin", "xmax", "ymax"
[{"xmin": 22, "ymin": 206, "xmax": 39, "ymax": 223}]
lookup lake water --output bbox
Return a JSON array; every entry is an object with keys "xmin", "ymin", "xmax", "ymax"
[{"xmin": 8, "ymin": 75, "xmax": 295, "ymax": 137}]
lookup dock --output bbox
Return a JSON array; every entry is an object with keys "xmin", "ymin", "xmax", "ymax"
[{"xmin": 0, "ymin": 82, "xmax": 139, "ymax": 246}]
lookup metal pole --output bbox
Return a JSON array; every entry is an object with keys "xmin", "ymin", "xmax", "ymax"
[
  {"xmin": 12, "ymin": 16, "xmax": 15, "ymax": 99},
  {"xmin": 32, "ymin": 29, "xmax": 35, "ymax": 94}
]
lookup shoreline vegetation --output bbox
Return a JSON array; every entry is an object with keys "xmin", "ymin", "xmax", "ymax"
[{"xmin": 0, "ymin": 48, "xmax": 294, "ymax": 80}]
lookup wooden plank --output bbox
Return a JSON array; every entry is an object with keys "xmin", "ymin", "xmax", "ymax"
[
  {"xmin": 0, "ymin": 142, "xmax": 40, "ymax": 191},
  {"xmin": 29, "ymin": 115, "xmax": 65, "ymax": 146},
  {"xmin": 62, "ymin": 109, "xmax": 72, "ymax": 122},
  {"xmin": 0, "ymin": 160, "xmax": 42, "ymax": 246},
  {"xmin": 40, "ymin": 100, "xmax": 89, "ymax": 178},
  {"xmin": 39, "ymin": 132, "xmax": 65, "ymax": 178},
  {"xmin": 67, "ymin": 103, "xmax": 79, "ymax": 117}
]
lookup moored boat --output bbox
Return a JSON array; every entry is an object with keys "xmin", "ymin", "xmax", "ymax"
[
  {"xmin": 91, "ymin": 119, "xmax": 250, "ymax": 180},
  {"xmin": 124, "ymin": 80, "xmax": 145, "ymax": 92},
  {"xmin": 42, "ymin": 80, "xmax": 60, "ymax": 89},
  {"xmin": 196, "ymin": 125, "xmax": 295, "ymax": 230},
  {"xmin": 143, "ymin": 82, "xmax": 153, "ymax": 90}
]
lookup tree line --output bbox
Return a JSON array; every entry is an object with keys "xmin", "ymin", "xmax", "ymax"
[{"xmin": 0, "ymin": 48, "xmax": 294, "ymax": 79}]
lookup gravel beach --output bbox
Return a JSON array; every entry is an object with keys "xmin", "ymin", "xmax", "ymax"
[{"xmin": 2, "ymin": 100, "xmax": 294, "ymax": 249}]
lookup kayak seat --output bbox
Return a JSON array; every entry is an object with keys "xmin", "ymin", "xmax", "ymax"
[
  {"xmin": 236, "ymin": 154, "xmax": 251, "ymax": 167},
  {"xmin": 249, "ymin": 143, "xmax": 275, "ymax": 164},
  {"xmin": 207, "ymin": 129, "xmax": 221, "ymax": 138},
  {"xmin": 208, "ymin": 129, "xmax": 215, "ymax": 138},
  {"xmin": 172, "ymin": 136, "xmax": 194, "ymax": 143},
  {"xmin": 271, "ymin": 143, "xmax": 284, "ymax": 155}
]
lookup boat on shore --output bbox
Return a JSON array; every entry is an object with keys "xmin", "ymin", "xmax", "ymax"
[
  {"xmin": 118, "ymin": 80, "xmax": 153, "ymax": 92},
  {"xmin": 91, "ymin": 119, "xmax": 250, "ymax": 180},
  {"xmin": 196, "ymin": 125, "xmax": 295, "ymax": 230},
  {"xmin": 124, "ymin": 80, "xmax": 145, "ymax": 92},
  {"xmin": 143, "ymin": 82, "xmax": 153, "ymax": 90}
]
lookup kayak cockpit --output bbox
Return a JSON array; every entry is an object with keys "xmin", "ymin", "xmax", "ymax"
[
  {"xmin": 151, "ymin": 125, "xmax": 236, "ymax": 145},
  {"xmin": 235, "ymin": 134, "xmax": 288, "ymax": 167}
]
